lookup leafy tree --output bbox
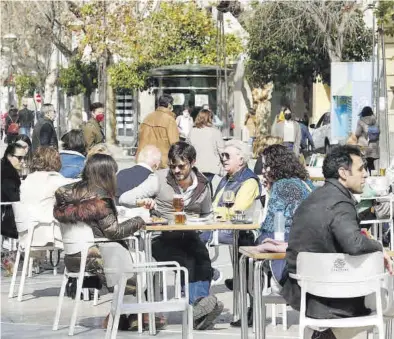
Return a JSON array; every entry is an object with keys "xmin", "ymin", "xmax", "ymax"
[
  {"xmin": 375, "ymin": 0, "xmax": 394, "ymax": 36},
  {"xmin": 14, "ymin": 74, "xmax": 38, "ymax": 105},
  {"xmin": 78, "ymin": 1, "xmax": 243, "ymax": 90}
]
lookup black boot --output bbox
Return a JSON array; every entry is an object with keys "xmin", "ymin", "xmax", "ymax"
[
  {"xmin": 230, "ymin": 307, "xmax": 253, "ymax": 327},
  {"xmin": 312, "ymin": 329, "xmax": 337, "ymax": 339}
]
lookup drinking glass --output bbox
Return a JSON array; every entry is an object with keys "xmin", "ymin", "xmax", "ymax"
[
  {"xmin": 173, "ymin": 194, "xmax": 184, "ymax": 212},
  {"xmin": 223, "ymin": 190, "xmax": 235, "ymax": 221}
]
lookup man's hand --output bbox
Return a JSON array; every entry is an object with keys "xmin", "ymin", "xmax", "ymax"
[
  {"xmin": 136, "ymin": 198, "xmax": 156, "ymax": 210},
  {"xmin": 383, "ymin": 251, "xmax": 393, "ymax": 275}
]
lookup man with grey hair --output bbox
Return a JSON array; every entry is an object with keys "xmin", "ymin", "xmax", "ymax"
[
  {"xmin": 117, "ymin": 145, "xmax": 161, "ymax": 206},
  {"xmin": 31, "ymin": 103, "xmax": 58, "ymax": 152}
]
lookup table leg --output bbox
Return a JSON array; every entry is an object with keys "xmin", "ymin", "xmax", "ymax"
[
  {"xmin": 254, "ymin": 261, "xmax": 265, "ymax": 339},
  {"xmin": 240, "ymin": 255, "xmax": 248, "ymax": 339},
  {"xmin": 232, "ymin": 230, "xmax": 240, "ymax": 321},
  {"xmin": 144, "ymin": 232, "xmax": 156, "ymax": 335}
]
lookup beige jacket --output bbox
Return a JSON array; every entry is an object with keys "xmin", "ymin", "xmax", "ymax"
[
  {"xmin": 136, "ymin": 107, "xmax": 180, "ymax": 168},
  {"xmin": 271, "ymin": 120, "xmax": 302, "ymax": 156}
]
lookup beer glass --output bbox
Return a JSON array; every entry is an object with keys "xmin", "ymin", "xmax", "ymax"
[
  {"xmin": 173, "ymin": 194, "xmax": 184, "ymax": 212},
  {"xmin": 174, "ymin": 212, "xmax": 186, "ymax": 225}
]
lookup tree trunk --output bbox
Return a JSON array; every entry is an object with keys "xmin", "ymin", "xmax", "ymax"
[
  {"xmin": 43, "ymin": 69, "xmax": 57, "ymax": 103},
  {"xmin": 253, "ymin": 82, "xmax": 274, "ymax": 140}
]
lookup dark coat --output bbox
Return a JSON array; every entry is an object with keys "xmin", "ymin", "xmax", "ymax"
[
  {"xmin": 281, "ymin": 178, "xmax": 383, "ymax": 319},
  {"xmin": 1, "ymin": 158, "xmax": 21, "ymax": 238},
  {"xmin": 32, "ymin": 117, "xmax": 58, "ymax": 152}
]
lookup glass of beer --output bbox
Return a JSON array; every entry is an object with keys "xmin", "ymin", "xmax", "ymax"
[
  {"xmin": 174, "ymin": 212, "xmax": 186, "ymax": 225},
  {"xmin": 173, "ymin": 194, "xmax": 184, "ymax": 212},
  {"xmin": 380, "ymin": 168, "xmax": 386, "ymax": 177}
]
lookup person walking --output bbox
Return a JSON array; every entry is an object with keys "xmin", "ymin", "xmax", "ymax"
[
  {"xmin": 83, "ymin": 102, "xmax": 105, "ymax": 151},
  {"xmin": 31, "ymin": 104, "xmax": 58, "ymax": 152},
  {"xmin": 18, "ymin": 101, "xmax": 34, "ymax": 138},
  {"xmin": 176, "ymin": 107, "xmax": 193, "ymax": 141},
  {"xmin": 271, "ymin": 106, "xmax": 301, "ymax": 156},
  {"xmin": 189, "ymin": 109, "xmax": 224, "ymax": 184},
  {"xmin": 136, "ymin": 94, "xmax": 179, "ymax": 168},
  {"xmin": 355, "ymin": 106, "xmax": 379, "ymax": 174}
]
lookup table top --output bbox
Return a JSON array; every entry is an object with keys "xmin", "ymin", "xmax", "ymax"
[
  {"xmin": 387, "ymin": 250, "xmax": 394, "ymax": 257},
  {"xmin": 310, "ymin": 177, "xmax": 325, "ymax": 181},
  {"xmin": 145, "ymin": 223, "xmax": 259, "ymax": 232},
  {"xmin": 239, "ymin": 246, "xmax": 286, "ymax": 260}
]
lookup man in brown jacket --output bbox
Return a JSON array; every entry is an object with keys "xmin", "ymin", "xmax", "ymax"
[
  {"xmin": 137, "ymin": 94, "xmax": 179, "ymax": 168},
  {"xmin": 83, "ymin": 102, "xmax": 105, "ymax": 150}
]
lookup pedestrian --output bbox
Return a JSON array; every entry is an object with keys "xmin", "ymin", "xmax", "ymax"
[
  {"xmin": 355, "ymin": 106, "xmax": 379, "ymax": 174},
  {"xmin": 189, "ymin": 109, "xmax": 224, "ymax": 184},
  {"xmin": 31, "ymin": 103, "xmax": 58, "ymax": 152},
  {"xmin": 18, "ymin": 101, "xmax": 34, "ymax": 138},
  {"xmin": 83, "ymin": 102, "xmax": 105, "ymax": 151},
  {"xmin": 136, "ymin": 94, "xmax": 179, "ymax": 168},
  {"xmin": 5, "ymin": 108, "xmax": 20, "ymax": 143},
  {"xmin": 176, "ymin": 107, "xmax": 193, "ymax": 141},
  {"xmin": 271, "ymin": 106, "xmax": 302, "ymax": 156}
]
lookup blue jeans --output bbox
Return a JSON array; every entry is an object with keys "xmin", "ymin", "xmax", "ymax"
[
  {"xmin": 19, "ymin": 127, "xmax": 31, "ymax": 138},
  {"xmin": 189, "ymin": 281, "xmax": 210, "ymax": 304}
]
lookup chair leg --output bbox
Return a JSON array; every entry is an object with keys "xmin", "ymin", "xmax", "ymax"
[
  {"xmin": 271, "ymin": 304, "xmax": 276, "ymax": 326},
  {"xmin": 111, "ymin": 279, "xmax": 127, "ymax": 339},
  {"xmin": 69, "ymin": 276, "xmax": 84, "ymax": 335},
  {"xmin": 299, "ymin": 325, "xmax": 305, "ymax": 339},
  {"xmin": 8, "ymin": 248, "xmax": 21, "ymax": 298},
  {"xmin": 93, "ymin": 288, "xmax": 99, "ymax": 306},
  {"xmin": 105, "ymin": 310, "xmax": 114, "ymax": 339},
  {"xmin": 182, "ymin": 309, "xmax": 188, "ymax": 339},
  {"xmin": 53, "ymin": 271, "xmax": 68, "ymax": 331},
  {"xmin": 282, "ymin": 304, "xmax": 287, "ymax": 330},
  {"xmin": 17, "ymin": 246, "xmax": 31, "ymax": 301},
  {"xmin": 377, "ymin": 322, "xmax": 385, "ymax": 339},
  {"xmin": 187, "ymin": 305, "xmax": 193, "ymax": 339},
  {"xmin": 28, "ymin": 257, "xmax": 34, "ymax": 278},
  {"xmin": 82, "ymin": 288, "xmax": 89, "ymax": 301}
]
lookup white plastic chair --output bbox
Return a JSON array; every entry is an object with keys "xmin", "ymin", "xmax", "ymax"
[
  {"xmin": 291, "ymin": 252, "xmax": 390, "ymax": 339},
  {"xmin": 52, "ymin": 222, "xmax": 101, "ymax": 336},
  {"xmin": 99, "ymin": 242, "xmax": 193, "ymax": 339},
  {"xmin": 8, "ymin": 202, "xmax": 63, "ymax": 301}
]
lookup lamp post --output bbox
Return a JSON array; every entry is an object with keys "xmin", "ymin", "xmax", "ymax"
[{"xmin": 3, "ymin": 33, "xmax": 17, "ymax": 109}]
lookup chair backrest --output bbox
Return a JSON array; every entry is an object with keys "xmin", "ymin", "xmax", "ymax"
[
  {"xmin": 99, "ymin": 242, "xmax": 137, "ymax": 288},
  {"xmin": 12, "ymin": 202, "xmax": 39, "ymax": 233},
  {"xmin": 297, "ymin": 252, "xmax": 384, "ymax": 298},
  {"xmin": 58, "ymin": 221, "xmax": 95, "ymax": 255}
]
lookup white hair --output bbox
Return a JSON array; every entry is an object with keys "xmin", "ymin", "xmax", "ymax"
[
  {"xmin": 225, "ymin": 139, "xmax": 250, "ymax": 164},
  {"xmin": 138, "ymin": 145, "xmax": 162, "ymax": 167}
]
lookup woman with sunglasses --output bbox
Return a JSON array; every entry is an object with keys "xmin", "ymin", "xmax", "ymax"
[{"xmin": 1, "ymin": 143, "xmax": 26, "ymax": 239}]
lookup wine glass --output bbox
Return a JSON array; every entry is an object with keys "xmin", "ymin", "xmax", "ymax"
[{"xmin": 223, "ymin": 190, "xmax": 235, "ymax": 221}]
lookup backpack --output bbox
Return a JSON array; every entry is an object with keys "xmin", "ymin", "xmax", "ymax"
[
  {"xmin": 7, "ymin": 115, "xmax": 19, "ymax": 135},
  {"xmin": 367, "ymin": 125, "xmax": 380, "ymax": 142}
]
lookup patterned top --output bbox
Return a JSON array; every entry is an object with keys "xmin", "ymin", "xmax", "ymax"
[{"xmin": 260, "ymin": 178, "xmax": 315, "ymax": 234}]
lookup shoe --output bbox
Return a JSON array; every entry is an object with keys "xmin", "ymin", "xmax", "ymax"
[
  {"xmin": 225, "ymin": 278, "xmax": 233, "ymax": 291},
  {"xmin": 193, "ymin": 295, "xmax": 218, "ymax": 329},
  {"xmin": 195, "ymin": 300, "xmax": 224, "ymax": 330},
  {"xmin": 230, "ymin": 307, "xmax": 253, "ymax": 327},
  {"xmin": 211, "ymin": 268, "xmax": 223, "ymax": 285},
  {"xmin": 312, "ymin": 329, "xmax": 337, "ymax": 339}
]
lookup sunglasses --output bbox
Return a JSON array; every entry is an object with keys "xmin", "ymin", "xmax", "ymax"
[
  {"xmin": 221, "ymin": 152, "xmax": 230, "ymax": 160},
  {"xmin": 169, "ymin": 163, "xmax": 188, "ymax": 170},
  {"xmin": 12, "ymin": 155, "xmax": 25, "ymax": 161}
]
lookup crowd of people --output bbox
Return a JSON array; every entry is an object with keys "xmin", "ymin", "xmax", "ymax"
[{"xmin": 1, "ymin": 94, "xmax": 393, "ymax": 338}]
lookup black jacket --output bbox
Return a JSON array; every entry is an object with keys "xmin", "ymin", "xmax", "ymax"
[
  {"xmin": 282, "ymin": 178, "xmax": 383, "ymax": 319},
  {"xmin": 18, "ymin": 108, "xmax": 35, "ymax": 129},
  {"xmin": 1, "ymin": 158, "xmax": 21, "ymax": 238},
  {"xmin": 32, "ymin": 118, "xmax": 58, "ymax": 152}
]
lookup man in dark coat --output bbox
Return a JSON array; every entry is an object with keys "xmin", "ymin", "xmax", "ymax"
[
  {"xmin": 31, "ymin": 103, "xmax": 58, "ymax": 152},
  {"xmin": 18, "ymin": 103, "xmax": 35, "ymax": 138},
  {"xmin": 282, "ymin": 145, "xmax": 393, "ymax": 339}
]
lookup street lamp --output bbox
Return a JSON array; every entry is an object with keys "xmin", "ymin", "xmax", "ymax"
[{"xmin": 3, "ymin": 33, "xmax": 17, "ymax": 109}]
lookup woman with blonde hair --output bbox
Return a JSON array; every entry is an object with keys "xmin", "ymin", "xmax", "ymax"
[
  {"xmin": 189, "ymin": 109, "xmax": 224, "ymax": 184},
  {"xmin": 87, "ymin": 143, "xmax": 111, "ymax": 158}
]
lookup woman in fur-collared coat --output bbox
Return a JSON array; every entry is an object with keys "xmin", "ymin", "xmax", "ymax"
[{"xmin": 53, "ymin": 153, "xmax": 145, "ymax": 291}]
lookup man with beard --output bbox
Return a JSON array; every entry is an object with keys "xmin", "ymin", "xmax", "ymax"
[{"xmin": 152, "ymin": 141, "xmax": 223, "ymax": 330}]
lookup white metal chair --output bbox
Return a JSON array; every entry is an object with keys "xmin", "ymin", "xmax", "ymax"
[
  {"xmin": 99, "ymin": 242, "xmax": 193, "ymax": 339},
  {"xmin": 52, "ymin": 222, "xmax": 101, "ymax": 336},
  {"xmin": 291, "ymin": 252, "xmax": 390, "ymax": 339},
  {"xmin": 8, "ymin": 202, "xmax": 63, "ymax": 301}
]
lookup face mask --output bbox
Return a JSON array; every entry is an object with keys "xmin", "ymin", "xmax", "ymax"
[
  {"xmin": 95, "ymin": 113, "xmax": 105, "ymax": 122},
  {"xmin": 284, "ymin": 113, "xmax": 292, "ymax": 121}
]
